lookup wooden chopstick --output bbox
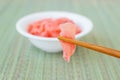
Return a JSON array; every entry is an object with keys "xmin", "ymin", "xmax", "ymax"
[{"xmin": 58, "ymin": 36, "xmax": 120, "ymax": 58}]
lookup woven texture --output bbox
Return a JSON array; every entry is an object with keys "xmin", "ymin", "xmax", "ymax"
[{"xmin": 0, "ymin": 0, "xmax": 120, "ymax": 80}]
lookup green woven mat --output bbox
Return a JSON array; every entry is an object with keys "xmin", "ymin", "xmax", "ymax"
[{"xmin": 0, "ymin": 0, "xmax": 120, "ymax": 80}]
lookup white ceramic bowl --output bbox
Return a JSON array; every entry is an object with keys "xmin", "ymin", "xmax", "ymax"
[{"xmin": 16, "ymin": 11, "xmax": 93, "ymax": 52}]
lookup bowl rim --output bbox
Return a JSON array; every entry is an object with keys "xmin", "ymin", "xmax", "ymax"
[{"xmin": 16, "ymin": 11, "xmax": 93, "ymax": 41}]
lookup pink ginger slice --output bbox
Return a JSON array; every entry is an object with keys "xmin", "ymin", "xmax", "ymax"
[{"xmin": 59, "ymin": 23, "xmax": 77, "ymax": 62}]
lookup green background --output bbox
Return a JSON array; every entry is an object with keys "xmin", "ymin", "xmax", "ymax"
[{"xmin": 0, "ymin": 0, "xmax": 120, "ymax": 80}]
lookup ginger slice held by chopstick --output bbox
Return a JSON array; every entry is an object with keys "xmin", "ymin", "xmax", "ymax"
[{"xmin": 59, "ymin": 23, "xmax": 79, "ymax": 62}]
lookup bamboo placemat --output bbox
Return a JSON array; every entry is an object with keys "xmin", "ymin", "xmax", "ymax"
[{"xmin": 0, "ymin": 0, "xmax": 120, "ymax": 80}]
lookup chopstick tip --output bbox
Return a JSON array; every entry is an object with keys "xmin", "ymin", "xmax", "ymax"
[{"xmin": 57, "ymin": 36, "xmax": 62, "ymax": 40}]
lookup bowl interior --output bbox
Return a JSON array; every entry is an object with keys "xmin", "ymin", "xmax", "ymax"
[{"xmin": 16, "ymin": 11, "xmax": 93, "ymax": 41}]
